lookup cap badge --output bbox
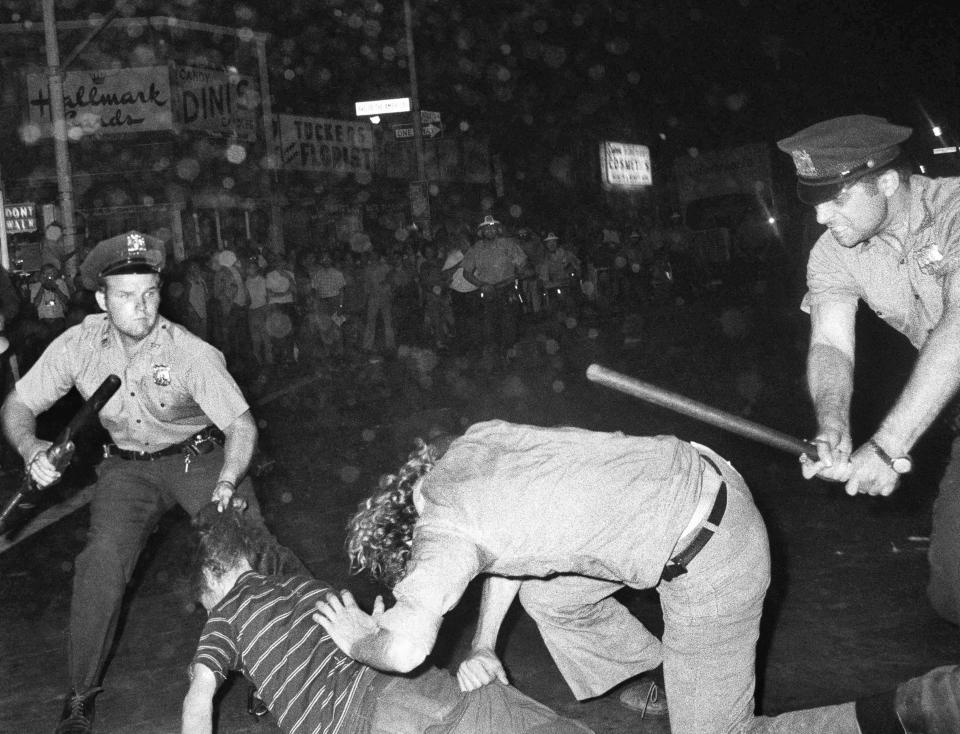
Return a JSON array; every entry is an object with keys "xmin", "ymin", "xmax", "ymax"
[
  {"xmin": 126, "ymin": 232, "xmax": 146, "ymax": 255},
  {"xmin": 791, "ymin": 149, "xmax": 817, "ymax": 177},
  {"xmin": 152, "ymin": 363, "xmax": 171, "ymax": 387}
]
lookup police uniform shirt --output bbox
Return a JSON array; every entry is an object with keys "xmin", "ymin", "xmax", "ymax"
[
  {"xmin": 461, "ymin": 236, "xmax": 527, "ymax": 285},
  {"xmin": 16, "ymin": 313, "xmax": 249, "ymax": 452},
  {"xmin": 803, "ymin": 175, "xmax": 960, "ymax": 349}
]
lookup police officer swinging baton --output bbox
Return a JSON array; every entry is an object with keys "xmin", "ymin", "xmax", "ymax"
[
  {"xmin": 586, "ymin": 364, "xmax": 820, "ymax": 461},
  {"xmin": 0, "ymin": 374, "xmax": 121, "ymax": 535}
]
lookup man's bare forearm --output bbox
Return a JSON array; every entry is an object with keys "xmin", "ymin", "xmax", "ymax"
[
  {"xmin": 807, "ymin": 342, "xmax": 854, "ymax": 433},
  {"xmin": 349, "ymin": 627, "xmax": 428, "ymax": 673},
  {"xmin": 1, "ymin": 390, "xmax": 42, "ymax": 460},
  {"xmin": 218, "ymin": 410, "xmax": 257, "ymax": 486},
  {"xmin": 471, "ymin": 576, "xmax": 522, "ymax": 651}
]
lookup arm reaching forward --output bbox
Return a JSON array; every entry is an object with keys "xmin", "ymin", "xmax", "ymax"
[
  {"xmin": 456, "ymin": 576, "xmax": 522, "ymax": 692},
  {"xmin": 314, "ymin": 590, "xmax": 429, "ymax": 673},
  {"xmin": 181, "ymin": 663, "xmax": 219, "ymax": 734}
]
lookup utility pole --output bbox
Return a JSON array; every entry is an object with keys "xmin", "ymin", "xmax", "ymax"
[
  {"xmin": 41, "ymin": 0, "xmax": 78, "ymax": 277},
  {"xmin": 403, "ymin": 0, "xmax": 431, "ymax": 239}
]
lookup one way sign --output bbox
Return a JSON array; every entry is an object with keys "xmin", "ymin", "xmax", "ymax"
[{"xmin": 393, "ymin": 122, "xmax": 443, "ymax": 141}]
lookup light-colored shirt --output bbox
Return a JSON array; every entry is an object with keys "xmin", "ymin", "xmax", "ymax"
[
  {"xmin": 246, "ymin": 274, "xmax": 268, "ymax": 309},
  {"xmin": 15, "ymin": 314, "xmax": 249, "ymax": 451},
  {"xmin": 460, "ymin": 237, "xmax": 527, "ymax": 285},
  {"xmin": 804, "ymin": 175, "xmax": 960, "ymax": 349},
  {"xmin": 380, "ymin": 420, "xmax": 704, "ymax": 650},
  {"xmin": 441, "ymin": 249, "xmax": 477, "ymax": 294},
  {"xmin": 312, "ymin": 267, "xmax": 347, "ymax": 299}
]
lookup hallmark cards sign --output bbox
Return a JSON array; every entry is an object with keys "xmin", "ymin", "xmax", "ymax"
[
  {"xmin": 26, "ymin": 66, "xmax": 172, "ymax": 137},
  {"xmin": 274, "ymin": 114, "xmax": 374, "ymax": 173}
]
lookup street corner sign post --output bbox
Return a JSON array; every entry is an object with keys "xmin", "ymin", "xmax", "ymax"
[
  {"xmin": 408, "ymin": 180, "xmax": 430, "ymax": 219},
  {"xmin": 600, "ymin": 141, "xmax": 652, "ymax": 190},
  {"xmin": 393, "ymin": 110, "xmax": 443, "ymax": 141},
  {"xmin": 355, "ymin": 97, "xmax": 411, "ymax": 117}
]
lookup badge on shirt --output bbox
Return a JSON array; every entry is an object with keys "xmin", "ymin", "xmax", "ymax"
[
  {"xmin": 152, "ymin": 363, "xmax": 171, "ymax": 386},
  {"xmin": 914, "ymin": 242, "xmax": 944, "ymax": 274}
]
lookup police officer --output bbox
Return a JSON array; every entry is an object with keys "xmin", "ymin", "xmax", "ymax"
[
  {"xmin": 777, "ymin": 116, "xmax": 960, "ymax": 624},
  {"xmin": 1, "ymin": 232, "xmax": 299, "ymax": 733},
  {"xmin": 461, "ymin": 215, "xmax": 527, "ymax": 360}
]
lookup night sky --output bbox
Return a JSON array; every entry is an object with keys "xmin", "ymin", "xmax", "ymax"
[{"xmin": 2, "ymin": 0, "xmax": 958, "ymax": 195}]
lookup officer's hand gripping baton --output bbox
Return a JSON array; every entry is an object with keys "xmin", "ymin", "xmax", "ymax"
[{"xmin": 0, "ymin": 374, "xmax": 121, "ymax": 535}]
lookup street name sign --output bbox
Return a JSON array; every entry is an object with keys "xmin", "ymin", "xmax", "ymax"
[{"xmin": 355, "ymin": 97, "xmax": 411, "ymax": 116}]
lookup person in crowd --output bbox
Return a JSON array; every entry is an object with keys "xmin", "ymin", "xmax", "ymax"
[
  {"xmin": 441, "ymin": 235, "xmax": 479, "ymax": 356},
  {"xmin": 182, "ymin": 258, "xmax": 209, "ymax": 341},
  {"xmin": 538, "ymin": 232, "xmax": 581, "ymax": 316},
  {"xmin": 316, "ymin": 422, "xmax": 960, "ymax": 734},
  {"xmin": 391, "ymin": 246, "xmax": 421, "ymax": 343},
  {"xmin": 310, "ymin": 251, "xmax": 347, "ymax": 362},
  {"xmin": 777, "ymin": 115, "xmax": 960, "ymax": 625},
  {"xmin": 181, "ymin": 503, "xmax": 593, "ymax": 734},
  {"xmin": 211, "ymin": 249, "xmax": 248, "ymax": 368},
  {"xmin": 620, "ymin": 230, "xmax": 650, "ymax": 309},
  {"xmin": 419, "ymin": 243, "xmax": 454, "ymax": 350},
  {"xmin": 30, "ymin": 263, "xmax": 71, "ymax": 339},
  {"xmin": 244, "ymin": 256, "xmax": 271, "ymax": 369},
  {"xmin": 339, "ymin": 251, "xmax": 366, "ymax": 357},
  {"xmin": 362, "ymin": 250, "xmax": 396, "ymax": 354},
  {"xmin": 585, "ymin": 228, "xmax": 625, "ymax": 311},
  {"xmin": 460, "ymin": 215, "xmax": 526, "ymax": 361},
  {"xmin": 264, "ymin": 252, "xmax": 298, "ymax": 367},
  {"xmin": 517, "ymin": 227, "xmax": 545, "ymax": 315},
  {"xmin": 1, "ymin": 232, "xmax": 305, "ymax": 734},
  {"xmin": 310, "ymin": 250, "xmax": 347, "ymax": 311}
]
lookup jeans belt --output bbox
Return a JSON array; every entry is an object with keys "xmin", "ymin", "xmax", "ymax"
[
  {"xmin": 104, "ymin": 425, "xmax": 223, "ymax": 461},
  {"xmin": 661, "ymin": 456, "xmax": 728, "ymax": 582}
]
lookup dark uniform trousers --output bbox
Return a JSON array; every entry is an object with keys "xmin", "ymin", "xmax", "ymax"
[{"xmin": 69, "ymin": 444, "xmax": 303, "ymax": 691}]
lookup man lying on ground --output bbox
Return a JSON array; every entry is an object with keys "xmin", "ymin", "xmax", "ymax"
[
  {"xmin": 180, "ymin": 503, "xmax": 593, "ymax": 734},
  {"xmin": 314, "ymin": 420, "xmax": 960, "ymax": 734}
]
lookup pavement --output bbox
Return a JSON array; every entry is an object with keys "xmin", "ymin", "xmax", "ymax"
[{"xmin": 1, "ymin": 296, "xmax": 958, "ymax": 733}]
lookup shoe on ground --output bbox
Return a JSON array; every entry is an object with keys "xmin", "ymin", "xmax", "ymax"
[
  {"xmin": 55, "ymin": 687, "xmax": 103, "ymax": 734},
  {"xmin": 618, "ymin": 675, "xmax": 668, "ymax": 719},
  {"xmin": 247, "ymin": 684, "xmax": 270, "ymax": 719},
  {"xmin": 896, "ymin": 664, "xmax": 960, "ymax": 733}
]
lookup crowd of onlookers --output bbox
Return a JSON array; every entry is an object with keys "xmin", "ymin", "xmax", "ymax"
[{"xmin": 0, "ymin": 208, "xmax": 796, "ymax": 393}]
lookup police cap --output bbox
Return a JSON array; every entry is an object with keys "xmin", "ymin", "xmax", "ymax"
[
  {"xmin": 80, "ymin": 231, "xmax": 166, "ymax": 289},
  {"xmin": 776, "ymin": 115, "xmax": 912, "ymax": 205}
]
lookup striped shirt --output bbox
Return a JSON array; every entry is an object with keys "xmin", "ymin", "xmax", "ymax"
[{"xmin": 193, "ymin": 572, "xmax": 372, "ymax": 734}]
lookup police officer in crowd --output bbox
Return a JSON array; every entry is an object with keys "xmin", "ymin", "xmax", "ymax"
[
  {"xmin": 778, "ymin": 116, "xmax": 960, "ymax": 624},
  {"xmin": 1, "ymin": 232, "xmax": 302, "ymax": 734}
]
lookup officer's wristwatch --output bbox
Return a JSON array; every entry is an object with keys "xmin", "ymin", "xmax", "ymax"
[{"xmin": 866, "ymin": 439, "xmax": 913, "ymax": 474}]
